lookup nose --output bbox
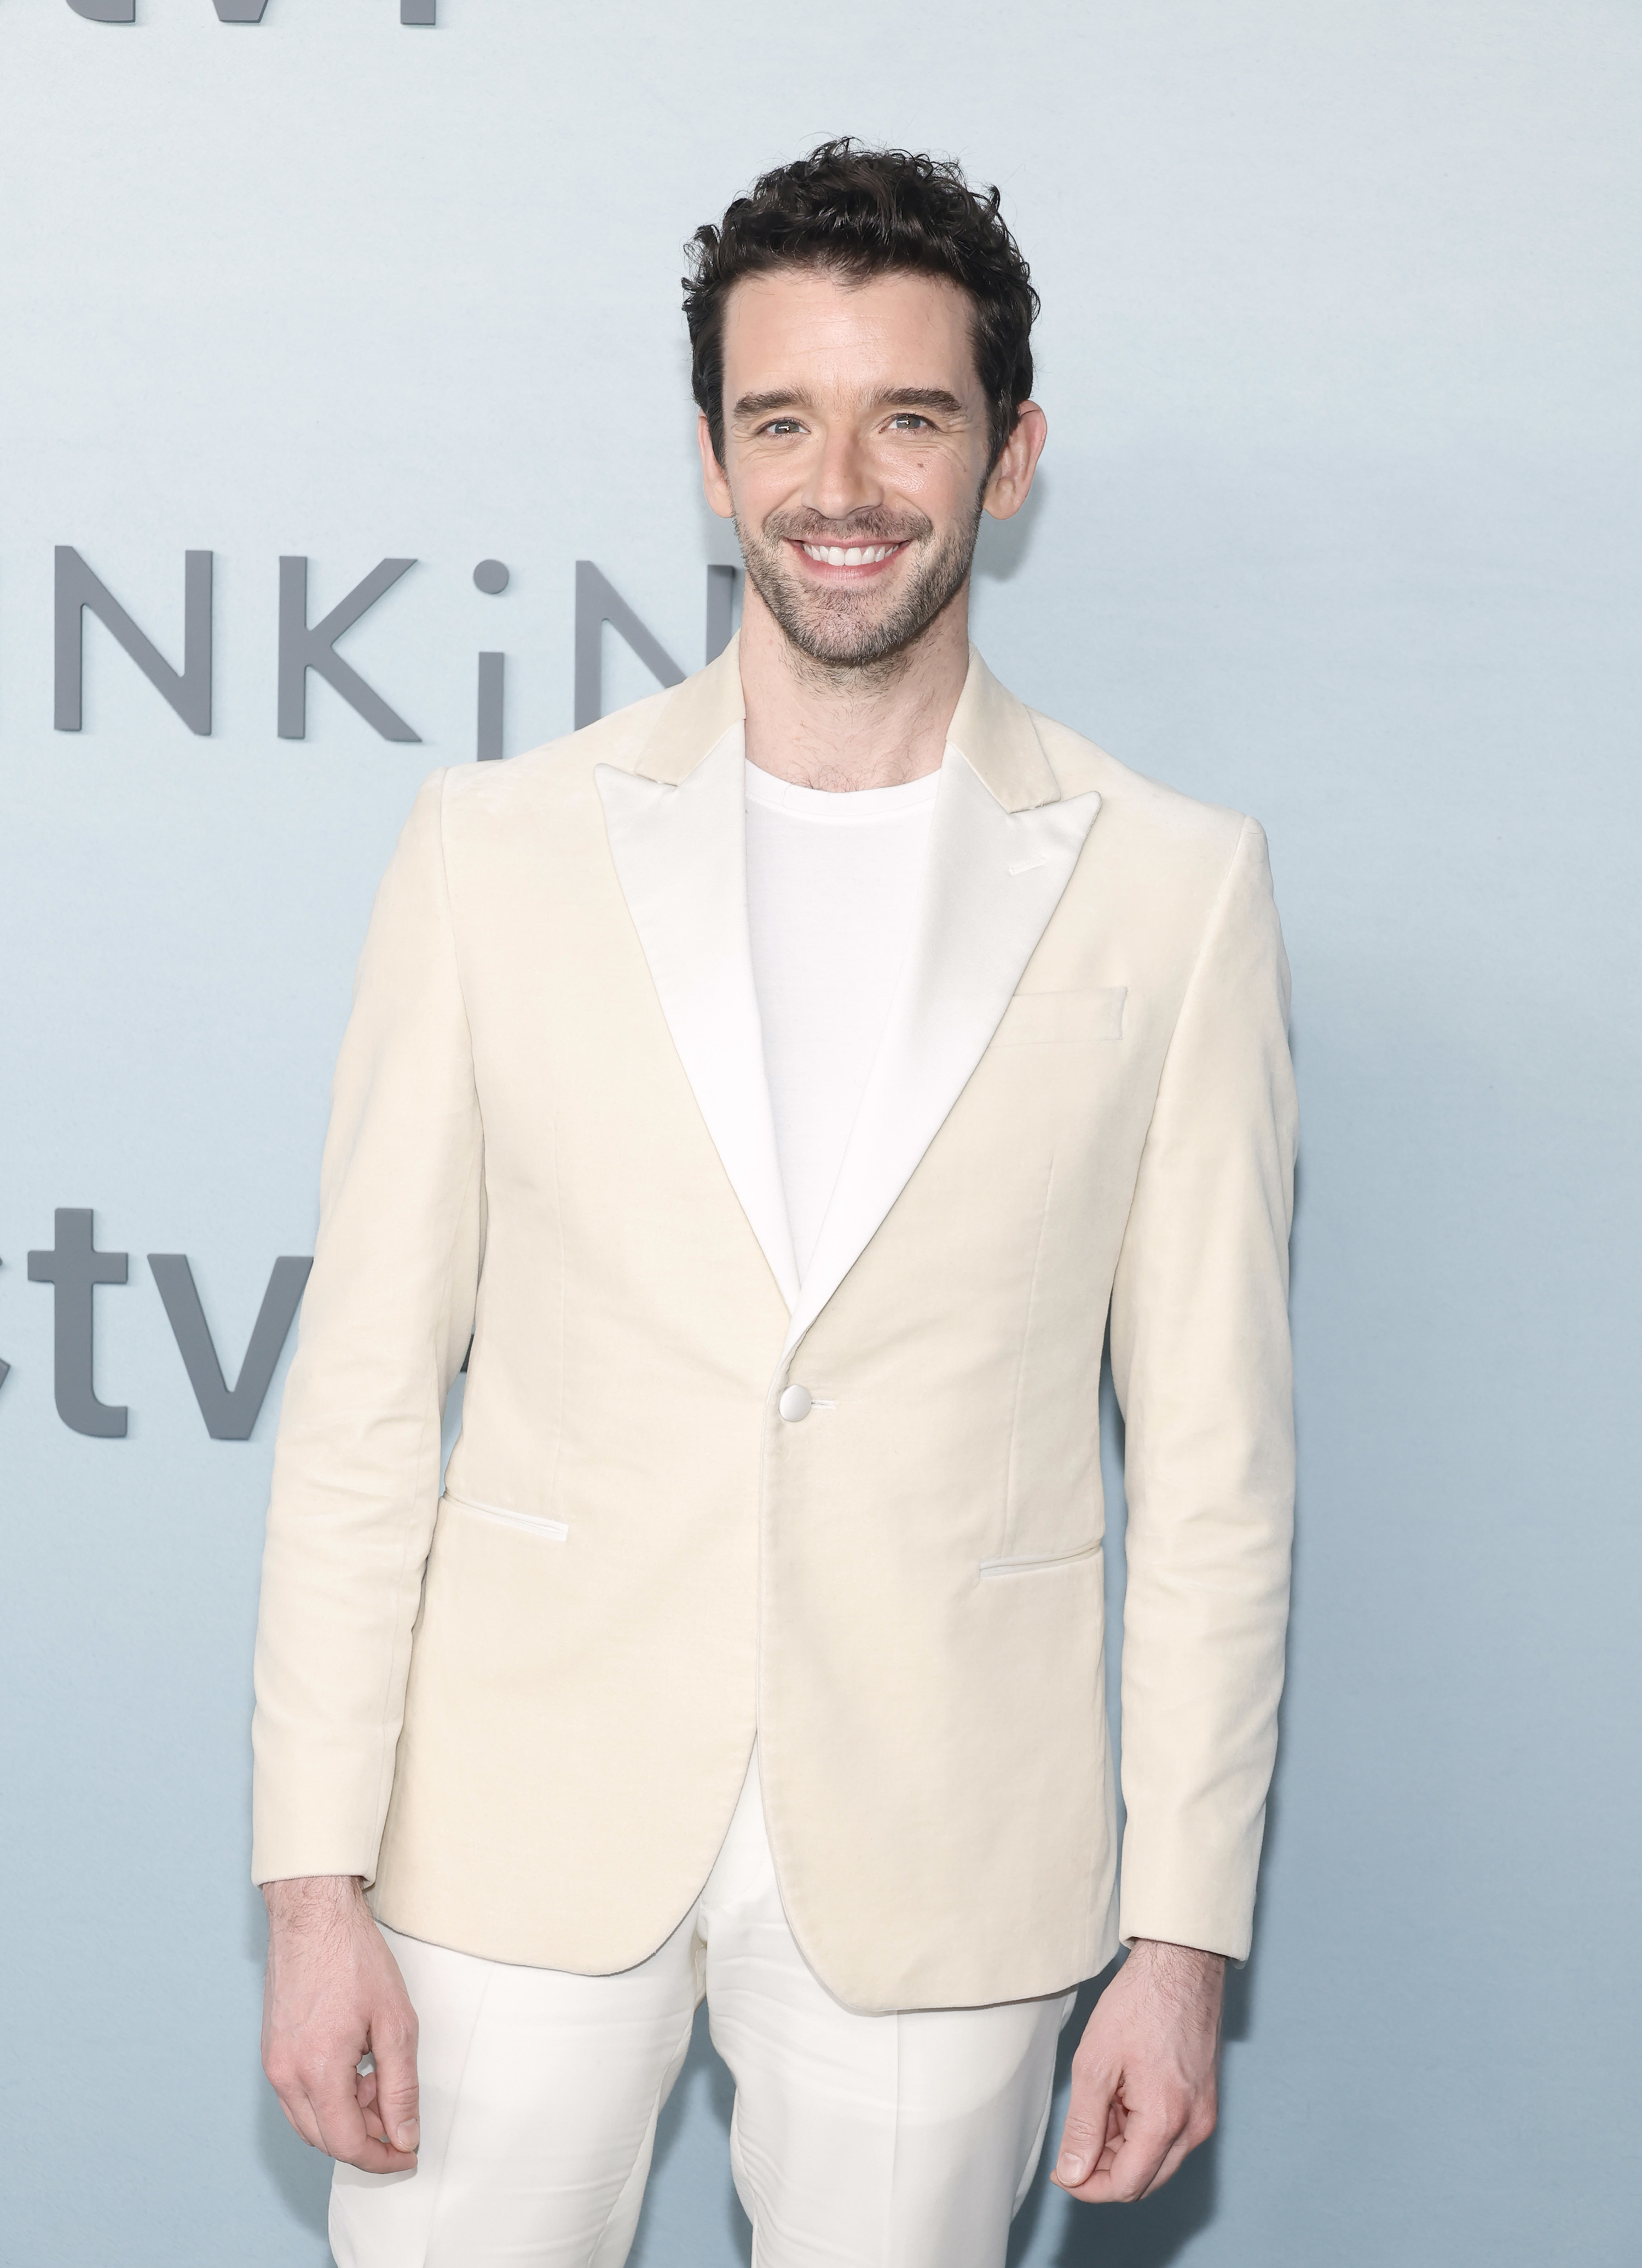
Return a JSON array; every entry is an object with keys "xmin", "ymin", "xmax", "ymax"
[{"xmin": 805, "ymin": 421, "xmax": 883, "ymax": 528}]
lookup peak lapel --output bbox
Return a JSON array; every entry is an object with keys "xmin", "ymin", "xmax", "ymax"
[
  {"xmin": 596, "ymin": 643, "xmax": 800, "ymax": 1313},
  {"xmin": 782, "ymin": 654, "xmax": 1100, "ymax": 1360}
]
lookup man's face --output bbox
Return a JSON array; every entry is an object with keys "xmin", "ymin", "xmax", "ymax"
[{"xmin": 701, "ymin": 266, "xmax": 1032, "ymax": 671}]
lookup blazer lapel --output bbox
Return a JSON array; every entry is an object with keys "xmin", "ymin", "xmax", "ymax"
[
  {"xmin": 782, "ymin": 651, "xmax": 1101, "ymax": 1359},
  {"xmin": 595, "ymin": 642, "xmax": 800, "ymax": 1312}
]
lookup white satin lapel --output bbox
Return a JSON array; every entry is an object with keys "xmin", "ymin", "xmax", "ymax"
[
  {"xmin": 596, "ymin": 725, "xmax": 800, "ymax": 1312},
  {"xmin": 782, "ymin": 747, "xmax": 1100, "ymax": 1359}
]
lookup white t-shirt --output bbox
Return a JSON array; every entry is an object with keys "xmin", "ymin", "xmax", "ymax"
[{"xmin": 744, "ymin": 759, "xmax": 940, "ymax": 1285}]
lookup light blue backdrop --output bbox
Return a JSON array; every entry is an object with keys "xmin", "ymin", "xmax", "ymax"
[{"xmin": 2, "ymin": 4, "xmax": 1637, "ymax": 2263}]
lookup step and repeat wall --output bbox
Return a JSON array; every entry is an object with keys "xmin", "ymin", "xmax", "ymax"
[{"xmin": 2, "ymin": 6, "xmax": 1637, "ymax": 2265}]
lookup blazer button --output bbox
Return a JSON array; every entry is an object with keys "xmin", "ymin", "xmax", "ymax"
[{"xmin": 778, "ymin": 1383, "xmax": 812, "ymax": 1423}]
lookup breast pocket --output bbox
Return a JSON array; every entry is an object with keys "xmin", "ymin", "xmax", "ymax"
[{"xmin": 992, "ymin": 986, "xmax": 1126, "ymax": 1047}]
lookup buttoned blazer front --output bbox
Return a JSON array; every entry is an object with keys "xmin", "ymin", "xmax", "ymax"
[{"xmin": 251, "ymin": 637, "xmax": 1298, "ymax": 2013}]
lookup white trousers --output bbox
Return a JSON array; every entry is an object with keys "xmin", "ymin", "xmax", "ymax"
[{"xmin": 331, "ymin": 1753, "xmax": 1073, "ymax": 2268}]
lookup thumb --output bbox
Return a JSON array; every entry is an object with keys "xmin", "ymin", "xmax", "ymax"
[
  {"xmin": 370, "ymin": 2015, "xmax": 420, "ymax": 2156},
  {"xmin": 1054, "ymin": 2068, "xmax": 1118, "ymax": 2192}
]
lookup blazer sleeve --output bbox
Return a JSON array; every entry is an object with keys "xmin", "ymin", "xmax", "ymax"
[
  {"xmin": 251, "ymin": 769, "xmax": 483, "ymax": 1885},
  {"xmin": 1107, "ymin": 815, "xmax": 1298, "ymax": 1960}
]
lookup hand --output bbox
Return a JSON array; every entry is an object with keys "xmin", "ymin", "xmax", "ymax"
[
  {"xmin": 261, "ymin": 1874, "xmax": 420, "ymax": 2173},
  {"xmin": 1052, "ymin": 1938, "xmax": 1224, "ymax": 2203}
]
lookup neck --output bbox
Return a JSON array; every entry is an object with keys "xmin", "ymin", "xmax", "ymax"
[{"xmin": 738, "ymin": 578, "xmax": 971, "ymax": 791}]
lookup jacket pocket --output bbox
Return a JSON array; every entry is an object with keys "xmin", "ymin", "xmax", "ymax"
[
  {"xmin": 978, "ymin": 1540, "xmax": 1102, "ymax": 1579},
  {"xmin": 442, "ymin": 1491, "xmax": 569, "ymax": 1542},
  {"xmin": 992, "ymin": 986, "xmax": 1126, "ymax": 1047}
]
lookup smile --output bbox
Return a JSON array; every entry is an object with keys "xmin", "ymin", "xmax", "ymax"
[{"xmin": 796, "ymin": 542, "xmax": 905, "ymax": 567}]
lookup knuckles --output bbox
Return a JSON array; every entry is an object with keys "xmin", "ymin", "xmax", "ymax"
[{"xmin": 263, "ymin": 2044, "xmax": 356, "ymax": 2098}]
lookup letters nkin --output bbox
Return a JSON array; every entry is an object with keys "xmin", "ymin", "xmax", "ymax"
[
  {"xmin": 54, "ymin": 549, "xmax": 736, "ymax": 754},
  {"xmin": 66, "ymin": 4, "xmax": 440, "ymax": 27}
]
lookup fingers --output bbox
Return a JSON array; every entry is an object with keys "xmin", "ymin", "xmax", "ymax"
[
  {"xmin": 265, "ymin": 2038, "xmax": 394, "ymax": 2174},
  {"xmin": 356, "ymin": 2058, "xmax": 385, "ymax": 2145},
  {"xmin": 309, "ymin": 2058, "xmax": 417, "ymax": 2174},
  {"xmin": 268, "ymin": 2069, "xmax": 327, "ymax": 2155},
  {"xmin": 1062, "ymin": 2086, "xmax": 1217, "ymax": 2204},
  {"xmin": 265, "ymin": 2056, "xmax": 404, "ymax": 2173},
  {"xmin": 1052, "ymin": 2059, "xmax": 1119, "ymax": 2192},
  {"xmin": 1068, "ymin": 2100, "xmax": 1182, "ymax": 2202},
  {"xmin": 1138, "ymin": 2119, "xmax": 1206, "ymax": 2200},
  {"xmin": 370, "ymin": 2006, "xmax": 421, "ymax": 2159}
]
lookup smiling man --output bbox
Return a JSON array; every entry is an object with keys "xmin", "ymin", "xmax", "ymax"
[{"xmin": 252, "ymin": 143, "xmax": 1298, "ymax": 2268}]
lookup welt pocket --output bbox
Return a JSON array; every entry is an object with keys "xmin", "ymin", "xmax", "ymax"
[
  {"xmin": 992, "ymin": 986, "xmax": 1126, "ymax": 1048},
  {"xmin": 978, "ymin": 1540, "xmax": 1102, "ymax": 1579},
  {"xmin": 442, "ymin": 1491, "xmax": 569, "ymax": 1542}
]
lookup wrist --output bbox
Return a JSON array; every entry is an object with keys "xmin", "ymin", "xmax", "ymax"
[
  {"xmin": 1123, "ymin": 1938, "xmax": 1227, "ymax": 2021},
  {"xmin": 1129, "ymin": 1937, "xmax": 1226, "ymax": 1971},
  {"xmin": 262, "ymin": 1873, "xmax": 368, "ymax": 1928}
]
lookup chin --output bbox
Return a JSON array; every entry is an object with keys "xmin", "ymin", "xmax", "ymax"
[
  {"xmin": 763, "ymin": 579, "xmax": 934, "ymax": 671},
  {"xmin": 790, "ymin": 614, "xmax": 909, "ymax": 668}
]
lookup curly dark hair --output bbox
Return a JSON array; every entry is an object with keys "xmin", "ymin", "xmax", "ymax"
[{"xmin": 684, "ymin": 140, "xmax": 1039, "ymax": 472}]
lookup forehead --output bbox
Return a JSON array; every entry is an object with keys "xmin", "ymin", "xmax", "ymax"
[{"xmin": 720, "ymin": 267, "xmax": 980, "ymax": 399}]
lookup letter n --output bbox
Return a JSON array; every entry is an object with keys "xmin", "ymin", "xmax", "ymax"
[
  {"xmin": 55, "ymin": 547, "xmax": 212, "ymax": 735},
  {"xmin": 574, "ymin": 562, "xmax": 684, "ymax": 729}
]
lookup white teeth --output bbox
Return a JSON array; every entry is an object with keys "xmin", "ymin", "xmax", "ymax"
[{"xmin": 801, "ymin": 542, "xmax": 897, "ymax": 565}]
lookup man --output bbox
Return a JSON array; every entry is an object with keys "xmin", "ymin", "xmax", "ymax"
[{"xmin": 253, "ymin": 141, "xmax": 1297, "ymax": 2268}]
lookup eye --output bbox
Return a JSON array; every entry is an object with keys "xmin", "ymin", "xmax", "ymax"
[
  {"xmin": 889, "ymin": 413, "xmax": 933, "ymax": 431},
  {"xmin": 760, "ymin": 418, "xmax": 806, "ymax": 437}
]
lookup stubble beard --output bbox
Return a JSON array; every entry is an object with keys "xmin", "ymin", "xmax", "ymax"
[{"xmin": 735, "ymin": 493, "xmax": 985, "ymax": 681}]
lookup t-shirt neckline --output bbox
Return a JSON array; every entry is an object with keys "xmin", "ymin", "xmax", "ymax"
[{"xmin": 743, "ymin": 757, "xmax": 944, "ymax": 823}]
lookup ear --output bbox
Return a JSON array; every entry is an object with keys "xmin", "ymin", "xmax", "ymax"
[
  {"xmin": 982, "ymin": 401, "xmax": 1048, "ymax": 522},
  {"xmin": 699, "ymin": 414, "xmax": 736, "ymax": 520}
]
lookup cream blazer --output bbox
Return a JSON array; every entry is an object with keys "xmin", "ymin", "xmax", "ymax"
[{"xmin": 252, "ymin": 639, "xmax": 1297, "ymax": 2013}]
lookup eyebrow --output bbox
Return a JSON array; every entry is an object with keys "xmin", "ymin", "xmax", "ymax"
[
  {"xmin": 730, "ymin": 385, "xmax": 970, "ymax": 423},
  {"xmin": 878, "ymin": 388, "xmax": 967, "ymax": 417},
  {"xmin": 732, "ymin": 389, "xmax": 812, "ymax": 421}
]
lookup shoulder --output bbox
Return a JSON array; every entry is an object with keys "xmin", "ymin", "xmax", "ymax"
[
  {"xmin": 1028, "ymin": 705, "xmax": 1265, "ymax": 899},
  {"xmin": 412, "ymin": 684, "xmax": 678, "ymax": 846},
  {"xmin": 450, "ymin": 685, "xmax": 675, "ymax": 809},
  {"xmin": 1032, "ymin": 707, "xmax": 1249, "ymax": 851}
]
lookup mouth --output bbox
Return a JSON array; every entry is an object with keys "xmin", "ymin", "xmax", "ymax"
[{"xmin": 788, "ymin": 538, "xmax": 910, "ymax": 578}]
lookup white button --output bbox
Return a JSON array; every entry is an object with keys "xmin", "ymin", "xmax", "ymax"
[{"xmin": 779, "ymin": 1383, "xmax": 812, "ymax": 1423}]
